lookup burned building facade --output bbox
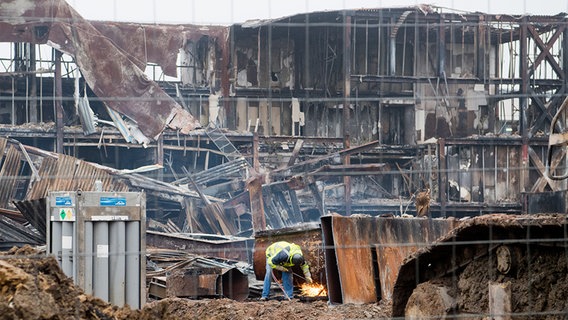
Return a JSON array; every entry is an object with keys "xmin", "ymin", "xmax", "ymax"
[{"xmin": 0, "ymin": 1, "xmax": 567, "ymax": 242}]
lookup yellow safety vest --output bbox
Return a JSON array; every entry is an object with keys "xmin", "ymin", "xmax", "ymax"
[{"xmin": 266, "ymin": 241, "xmax": 310, "ymax": 275}]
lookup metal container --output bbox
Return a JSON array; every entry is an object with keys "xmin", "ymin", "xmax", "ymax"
[
  {"xmin": 147, "ymin": 255, "xmax": 249, "ymax": 301},
  {"xmin": 47, "ymin": 191, "xmax": 146, "ymax": 308}
]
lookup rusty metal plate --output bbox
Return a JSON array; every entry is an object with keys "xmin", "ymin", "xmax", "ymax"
[
  {"xmin": 322, "ymin": 215, "xmax": 459, "ymax": 304},
  {"xmin": 374, "ymin": 218, "xmax": 459, "ymax": 300},
  {"xmin": 0, "ymin": 0, "xmax": 201, "ymax": 139},
  {"xmin": 167, "ymin": 269, "xmax": 219, "ymax": 297},
  {"xmin": 328, "ymin": 216, "xmax": 377, "ymax": 304}
]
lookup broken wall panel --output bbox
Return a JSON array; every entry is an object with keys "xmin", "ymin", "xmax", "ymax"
[
  {"xmin": 0, "ymin": 146, "xmax": 22, "ymax": 208},
  {"xmin": 90, "ymin": 21, "xmax": 228, "ymax": 81},
  {"xmin": 438, "ymin": 138, "xmax": 541, "ymax": 208}
]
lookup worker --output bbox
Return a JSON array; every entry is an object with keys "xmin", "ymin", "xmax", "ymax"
[
  {"xmin": 415, "ymin": 187, "xmax": 431, "ymax": 217},
  {"xmin": 261, "ymin": 241, "xmax": 312, "ymax": 300}
]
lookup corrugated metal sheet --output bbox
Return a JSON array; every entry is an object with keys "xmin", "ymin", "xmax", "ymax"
[
  {"xmin": 71, "ymin": 160, "xmax": 129, "ymax": 193},
  {"xmin": 27, "ymin": 156, "xmax": 57, "ymax": 200},
  {"xmin": 0, "ymin": 215, "xmax": 43, "ymax": 247},
  {"xmin": 12, "ymin": 198, "xmax": 46, "ymax": 238},
  {"xmin": 0, "ymin": 138, "xmax": 6, "ymax": 159},
  {"xmin": 0, "ymin": 146, "xmax": 22, "ymax": 208},
  {"xmin": 26, "ymin": 151, "xmax": 129, "ymax": 200}
]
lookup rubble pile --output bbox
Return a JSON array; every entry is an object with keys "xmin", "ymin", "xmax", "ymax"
[{"xmin": 0, "ymin": 246, "xmax": 391, "ymax": 320}]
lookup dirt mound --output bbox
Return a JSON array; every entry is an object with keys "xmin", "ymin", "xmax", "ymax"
[
  {"xmin": 139, "ymin": 298, "xmax": 391, "ymax": 320},
  {"xmin": 0, "ymin": 246, "xmax": 132, "ymax": 320},
  {"xmin": 0, "ymin": 246, "xmax": 391, "ymax": 319}
]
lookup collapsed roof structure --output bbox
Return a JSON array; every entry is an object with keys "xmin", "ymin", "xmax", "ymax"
[{"xmin": 1, "ymin": 0, "xmax": 568, "ymax": 309}]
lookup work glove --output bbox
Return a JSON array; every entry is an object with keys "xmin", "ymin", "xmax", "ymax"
[
  {"xmin": 274, "ymin": 265, "xmax": 289, "ymax": 272},
  {"xmin": 305, "ymin": 271, "xmax": 313, "ymax": 283}
]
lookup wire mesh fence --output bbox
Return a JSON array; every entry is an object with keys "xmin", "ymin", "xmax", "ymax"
[{"xmin": 1, "ymin": 0, "xmax": 568, "ymax": 318}]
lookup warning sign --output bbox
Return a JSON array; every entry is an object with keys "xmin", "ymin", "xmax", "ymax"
[{"xmin": 58, "ymin": 208, "xmax": 75, "ymax": 221}]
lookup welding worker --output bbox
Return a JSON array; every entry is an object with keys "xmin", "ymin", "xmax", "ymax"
[{"xmin": 261, "ymin": 241, "xmax": 312, "ymax": 300}]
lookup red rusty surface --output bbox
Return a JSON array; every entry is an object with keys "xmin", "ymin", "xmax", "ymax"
[
  {"xmin": 90, "ymin": 21, "xmax": 228, "ymax": 78},
  {"xmin": 321, "ymin": 215, "xmax": 460, "ymax": 304},
  {"xmin": 167, "ymin": 266, "xmax": 249, "ymax": 301},
  {"xmin": 374, "ymin": 217, "xmax": 460, "ymax": 300},
  {"xmin": 247, "ymin": 176, "xmax": 266, "ymax": 232},
  {"xmin": 328, "ymin": 216, "xmax": 378, "ymax": 304},
  {"xmin": 0, "ymin": 0, "xmax": 203, "ymax": 139},
  {"xmin": 253, "ymin": 224, "xmax": 324, "ymax": 285}
]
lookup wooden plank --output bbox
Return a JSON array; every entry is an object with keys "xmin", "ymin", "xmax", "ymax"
[
  {"xmin": 274, "ymin": 189, "xmax": 296, "ymax": 224},
  {"xmin": 200, "ymin": 203, "xmax": 225, "ymax": 234},
  {"xmin": 288, "ymin": 189, "xmax": 304, "ymax": 223},
  {"xmin": 186, "ymin": 198, "xmax": 206, "ymax": 233},
  {"xmin": 286, "ymin": 139, "xmax": 304, "ymax": 167},
  {"xmin": 209, "ymin": 202, "xmax": 236, "ymax": 235},
  {"xmin": 308, "ymin": 182, "xmax": 325, "ymax": 217},
  {"xmin": 248, "ymin": 177, "xmax": 266, "ymax": 231},
  {"xmin": 262, "ymin": 187, "xmax": 285, "ymax": 229}
]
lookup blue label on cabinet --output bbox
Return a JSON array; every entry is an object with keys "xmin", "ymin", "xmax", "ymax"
[
  {"xmin": 100, "ymin": 197, "xmax": 127, "ymax": 206},
  {"xmin": 55, "ymin": 196, "xmax": 73, "ymax": 206}
]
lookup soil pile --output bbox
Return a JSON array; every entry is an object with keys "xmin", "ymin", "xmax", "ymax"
[{"xmin": 0, "ymin": 246, "xmax": 391, "ymax": 319}]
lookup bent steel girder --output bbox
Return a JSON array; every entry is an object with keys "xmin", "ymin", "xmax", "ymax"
[{"xmin": 524, "ymin": 22, "xmax": 567, "ymax": 136}]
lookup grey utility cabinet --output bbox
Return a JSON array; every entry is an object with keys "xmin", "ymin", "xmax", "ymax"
[{"xmin": 47, "ymin": 191, "xmax": 146, "ymax": 308}]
